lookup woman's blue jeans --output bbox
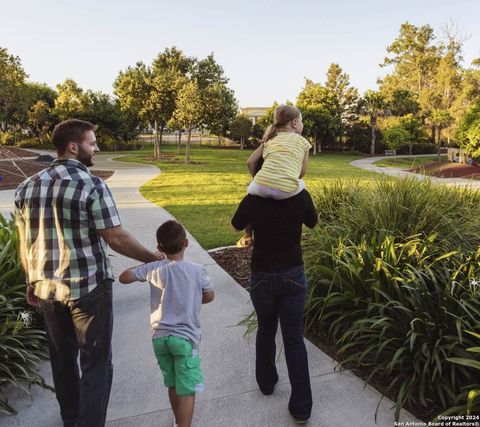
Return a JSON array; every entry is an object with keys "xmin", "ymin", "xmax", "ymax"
[{"xmin": 249, "ymin": 265, "xmax": 312, "ymax": 420}]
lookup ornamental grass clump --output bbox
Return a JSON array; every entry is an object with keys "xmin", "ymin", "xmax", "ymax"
[
  {"xmin": 304, "ymin": 177, "xmax": 480, "ymax": 418},
  {"xmin": 0, "ymin": 214, "xmax": 50, "ymax": 415}
]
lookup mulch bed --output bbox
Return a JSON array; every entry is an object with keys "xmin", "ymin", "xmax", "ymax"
[
  {"xmin": 210, "ymin": 246, "xmax": 441, "ymax": 421},
  {"xmin": 0, "ymin": 147, "xmax": 115, "ymax": 190},
  {"xmin": 409, "ymin": 161, "xmax": 480, "ymax": 179},
  {"xmin": 0, "ymin": 147, "xmax": 39, "ymax": 159}
]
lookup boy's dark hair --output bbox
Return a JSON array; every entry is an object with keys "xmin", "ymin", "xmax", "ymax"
[
  {"xmin": 156, "ymin": 220, "xmax": 186, "ymax": 254},
  {"xmin": 52, "ymin": 119, "xmax": 97, "ymax": 154}
]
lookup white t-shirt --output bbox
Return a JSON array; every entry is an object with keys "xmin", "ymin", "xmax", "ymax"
[{"xmin": 132, "ymin": 259, "xmax": 213, "ymax": 347}]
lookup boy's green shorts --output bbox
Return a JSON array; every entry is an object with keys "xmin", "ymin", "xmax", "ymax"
[{"xmin": 152, "ymin": 335, "xmax": 204, "ymax": 396}]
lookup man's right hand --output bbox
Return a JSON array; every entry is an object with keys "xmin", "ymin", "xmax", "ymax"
[{"xmin": 26, "ymin": 286, "xmax": 40, "ymax": 308}]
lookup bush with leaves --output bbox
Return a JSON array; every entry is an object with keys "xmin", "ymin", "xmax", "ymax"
[
  {"xmin": 303, "ymin": 177, "xmax": 480, "ymax": 419},
  {"xmin": 0, "ymin": 214, "xmax": 50, "ymax": 415}
]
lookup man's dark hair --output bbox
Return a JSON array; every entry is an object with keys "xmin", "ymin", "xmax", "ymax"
[
  {"xmin": 156, "ymin": 220, "xmax": 186, "ymax": 254},
  {"xmin": 52, "ymin": 119, "xmax": 97, "ymax": 154}
]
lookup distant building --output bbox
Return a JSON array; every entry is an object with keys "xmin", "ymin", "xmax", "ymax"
[{"xmin": 240, "ymin": 107, "xmax": 269, "ymax": 125}]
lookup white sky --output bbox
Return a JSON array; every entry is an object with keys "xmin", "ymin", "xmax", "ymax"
[{"xmin": 2, "ymin": 0, "xmax": 479, "ymax": 107}]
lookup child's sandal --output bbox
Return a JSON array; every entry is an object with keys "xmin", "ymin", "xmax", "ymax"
[{"xmin": 236, "ymin": 235, "xmax": 253, "ymax": 248}]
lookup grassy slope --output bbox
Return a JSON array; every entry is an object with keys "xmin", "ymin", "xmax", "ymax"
[
  {"xmin": 119, "ymin": 146, "xmax": 375, "ymax": 249},
  {"xmin": 373, "ymin": 155, "xmax": 447, "ymax": 168}
]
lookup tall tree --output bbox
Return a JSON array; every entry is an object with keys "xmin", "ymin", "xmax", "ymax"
[
  {"xmin": 25, "ymin": 82, "xmax": 57, "ymax": 108},
  {"xmin": 148, "ymin": 47, "xmax": 193, "ymax": 155},
  {"xmin": 380, "ymin": 22, "xmax": 440, "ymax": 95},
  {"xmin": 296, "ymin": 79, "xmax": 341, "ymax": 151},
  {"xmin": 299, "ymin": 106, "xmax": 338, "ymax": 154},
  {"xmin": 28, "ymin": 101, "xmax": 53, "ymax": 143},
  {"xmin": 426, "ymin": 108, "xmax": 453, "ymax": 159},
  {"xmin": 113, "ymin": 62, "xmax": 151, "ymax": 146},
  {"xmin": 192, "ymin": 53, "xmax": 238, "ymax": 143},
  {"xmin": 229, "ymin": 114, "xmax": 252, "ymax": 150},
  {"xmin": 202, "ymin": 83, "xmax": 238, "ymax": 144},
  {"xmin": 360, "ymin": 91, "xmax": 387, "ymax": 155},
  {"xmin": 193, "ymin": 53, "xmax": 228, "ymax": 90},
  {"xmin": 80, "ymin": 91, "xmax": 124, "ymax": 146},
  {"xmin": 53, "ymin": 79, "xmax": 86, "ymax": 121},
  {"xmin": 0, "ymin": 47, "xmax": 28, "ymax": 138},
  {"xmin": 325, "ymin": 63, "xmax": 359, "ymax": 144},
  {"xmin": 172, "ymin": 80, "xmax": 203, "ymax": 163}
]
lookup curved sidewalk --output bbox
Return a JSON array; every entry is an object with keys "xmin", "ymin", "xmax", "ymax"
[
  {"xmin": 0, "ymin": 154, "xmax": 417, "ymax": 427},
  {"xmin": 351, "ymin": 154, "xmax": 480, "ymax": 189}
]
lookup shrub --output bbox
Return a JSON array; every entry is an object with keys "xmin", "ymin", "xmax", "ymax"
[
  {"xmin": 395, "ymin": 143, "xmax": 437, "ymax": 155},
  {"xmin": 444, "ymin": 330, "xmax": 480, "ymax": 415},
  {"xmin": 0, "ymin": 214, "xmax": 50, "ymax": 415},
  {"xmin": 15, "ymin": 137, "xmax": 54, "ymax": 150},
  {"xmin": 304, "ymin": 177, "xmax": 480, "ymax": 419}
]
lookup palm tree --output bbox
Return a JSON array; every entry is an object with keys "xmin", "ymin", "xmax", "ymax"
[
  {"xmin": 360, "ymin": 90, "xmax": 386, "ymax": 155},
  {"xmin": 426, "ymin": 109, "xmax": 453, "ymax": 160}
]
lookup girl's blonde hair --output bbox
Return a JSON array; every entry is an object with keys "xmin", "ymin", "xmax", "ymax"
[{"xmin": 262, "ymin": 105, "xmax": 301, "ymax": 142}]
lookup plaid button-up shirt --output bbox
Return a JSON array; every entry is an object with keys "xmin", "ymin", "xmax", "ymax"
[{"xmin": 14, "ymin": 158, "xmax": 121, "ymax": 301}]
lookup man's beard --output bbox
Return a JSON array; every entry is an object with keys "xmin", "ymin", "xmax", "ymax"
[{"xmin": 77, "ymin": 149, "xmax": 94, "ymax": 167}]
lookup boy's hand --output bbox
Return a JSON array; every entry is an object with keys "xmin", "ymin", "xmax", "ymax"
[
  {"xmin": 119, "ymin": 269, "xmax": 136, "ymax": 284},
  {"xmin": 154, "ymin": 251, "xmax": 165, "ymax": 260}
]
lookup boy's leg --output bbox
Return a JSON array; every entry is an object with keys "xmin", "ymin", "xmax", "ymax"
[
  {"xmin": 169, "ymin": 336, "xmax": 204, "ymax": 427},
  {"xmin": 168, "ymin": 387, "xmax": 179, "ymax": 424},
  {"xmin": 168, "ymin": 387, "xmax": 195, "ymax": 427},
  {"xmin": 153, "ymin": 338, "xmax": 176, "ymax": 421}
]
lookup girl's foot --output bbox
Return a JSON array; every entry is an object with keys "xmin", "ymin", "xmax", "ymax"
[{"xmin": 236, "ymin": 234, "xmax": 253, "ymax": 248}]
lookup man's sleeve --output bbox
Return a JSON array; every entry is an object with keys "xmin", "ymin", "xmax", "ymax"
[
  {"xmin": 89, "ymin": 179, "xmax": 121, "ymax": 230},
  {"xmin": 200, "ymin": 267, "xmax": 214, "ymax": 292},
  {"xmin": 231, "ymin": 196, "xmax": 251, "ymax": 231},
  {"xmin": 303, "ymin": 190, "xmax": 318, "ymax": 228}
]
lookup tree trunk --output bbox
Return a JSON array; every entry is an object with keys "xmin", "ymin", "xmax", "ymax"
[
  {"xmin": 154, "ymin": 120, "xmax": 159, "ymax": 159},
  {"xmin": 312, "ymin": 138, "xmax": 317, "ymax": 155},
  {"xmin": 436, "ymin": 126, "xmax": 442, "ymax": 161},
  {"xmin": 370, "ymin": 116, "xmax": 376, "ymax": 156},
  {"xmin": 177, "ymin": 131, "xmax": 182, "ymax": 154},
  {"xmin": 240, "ymin": 137, "xmax": 244, "ymax": 150},
  {"xmin": 409, "ymin": 143, "xmax": 413, "ymax": 157},
  {"xmin": 186, "ymin": 128, "xmax": 191, "ymax": 164},
  {"xmin": 159, "ymin": 125, "xmax": 164, "ymax": 149}
]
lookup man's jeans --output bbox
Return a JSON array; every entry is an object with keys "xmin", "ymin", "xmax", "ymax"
[
  {"xmin": 249, "ymin": 265, "xmax": 312, "ymax": 420},
  {"xmin": 39, "ymin": 280, "xmax": 113, "ymax": 427}
]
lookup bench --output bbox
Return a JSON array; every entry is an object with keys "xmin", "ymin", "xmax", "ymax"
[{"xmin": 384, "ymin": 150, "xmax": 396, "ymax": 156}]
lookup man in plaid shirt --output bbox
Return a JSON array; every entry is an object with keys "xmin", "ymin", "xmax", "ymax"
[{"xmin": 15, "ymin": 119, "xmax": 162, "ymax": 427}]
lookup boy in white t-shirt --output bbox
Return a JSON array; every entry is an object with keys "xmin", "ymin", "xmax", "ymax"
[{"xmin": 119, "ymin": 220, "xmax": 214, "ymax": 427}]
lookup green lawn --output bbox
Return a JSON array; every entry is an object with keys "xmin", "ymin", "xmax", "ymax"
[
  {"xmin": 119, "ymin": 146, "xmax": 375, "ymax": 249},
  {"xmin": 373, "ymin": 155, "xmax": 446, "ymax": 168}
]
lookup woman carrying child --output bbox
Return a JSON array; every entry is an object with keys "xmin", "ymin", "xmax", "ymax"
[{"xmin": 232, "ymin": 105, "xmax": 317, "ymax": 424}]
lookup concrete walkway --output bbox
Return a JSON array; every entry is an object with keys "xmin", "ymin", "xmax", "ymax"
[
  {"xmin": 350, "ymin": 154, "xmax": 480, "ymax": 189},
  {"xmin": 0, "ymin": 154, "xmax": 417, "ymax": 427}
]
